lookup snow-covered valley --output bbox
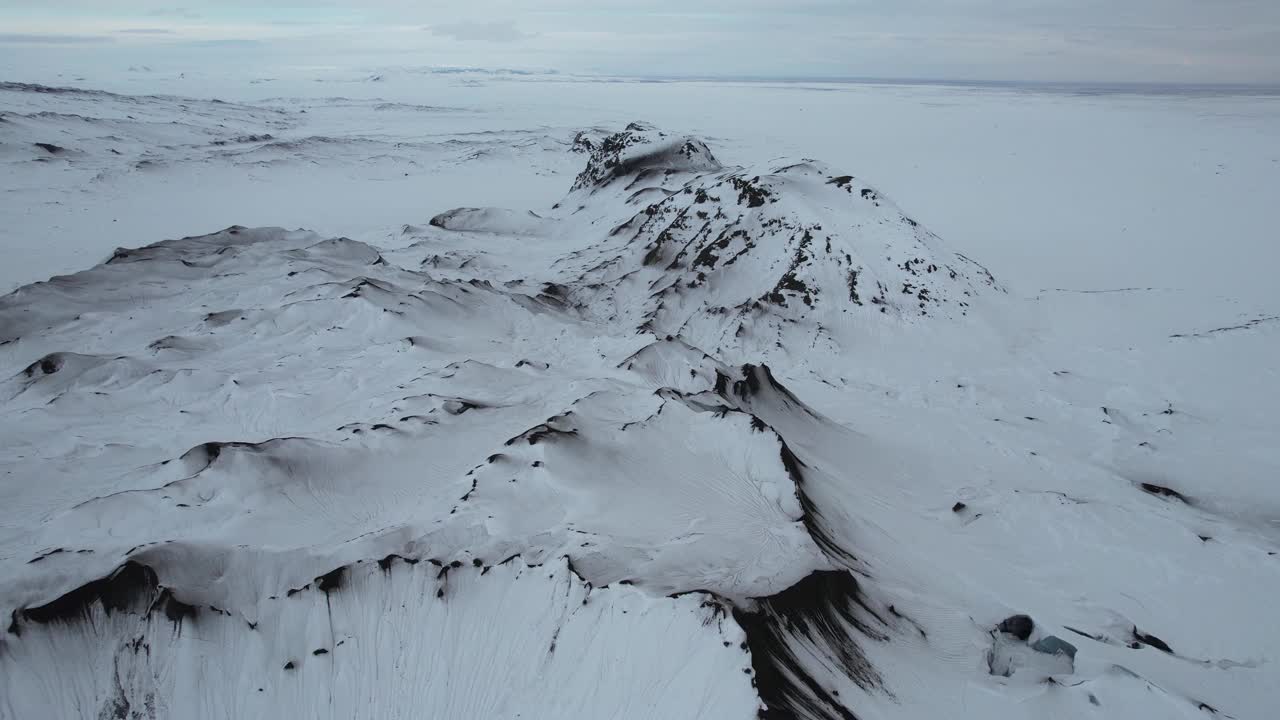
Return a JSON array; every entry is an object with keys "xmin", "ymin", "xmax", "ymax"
[{"xmin": 1, "ymin": 74, "xmax": 1278, "ymax": 719}]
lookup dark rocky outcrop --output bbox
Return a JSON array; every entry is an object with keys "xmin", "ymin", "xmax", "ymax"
[
  {"xmin": 735, "ymin": 571, "xmax": 888, "ymax": 720},
  {"xmin": 998, "ymin": 614, "xmax": 1035, "ymax": 641}
]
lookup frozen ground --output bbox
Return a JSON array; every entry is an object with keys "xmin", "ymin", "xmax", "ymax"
[
  {"xmin": 1, "ymin": 71, "xmax": 1278, "ymax": 719},
  {"xmin": 3, "ymin": 68, "xmax": 1279, "ymax": 307}
]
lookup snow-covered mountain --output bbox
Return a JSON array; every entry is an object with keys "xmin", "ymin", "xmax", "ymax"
[{"xmin": 2, "ymin": 88, "xmax": 1278, "ymax": 720}]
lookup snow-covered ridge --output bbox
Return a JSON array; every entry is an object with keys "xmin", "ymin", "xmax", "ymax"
[
  {"xmin": 446, "ymin": 123, "xmax": 1004, "ymax": 362},
  {"xmin": 2, "ymin": 113, "xmax": 1277, "ymax": 720},
  {"xmin": 570, "ymin": 121, "xmax": 722, "ymax": 191}
]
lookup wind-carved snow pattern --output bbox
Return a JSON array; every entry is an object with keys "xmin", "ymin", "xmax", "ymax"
[{"xmin": 2, "ymin": 112, "xmax": 1278, "ymax": 720}]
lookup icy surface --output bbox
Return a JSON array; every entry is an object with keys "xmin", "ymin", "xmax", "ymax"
[{"xmin": 2, "ymin": 77, "xmax": 1279, "ymax": 719}]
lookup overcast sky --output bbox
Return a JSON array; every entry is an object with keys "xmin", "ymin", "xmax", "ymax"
[{"xmin": 1, "ymin": 1, "xmax": 1278, "ymax": 84}]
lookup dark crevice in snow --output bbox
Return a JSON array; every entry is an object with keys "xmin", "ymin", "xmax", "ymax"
[{"xmin": 1063, "ymin": 625, "xmax": 1101, "ymax": 641}]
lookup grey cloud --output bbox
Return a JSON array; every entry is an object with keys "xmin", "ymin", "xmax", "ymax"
[
  {"xmin": 430, "ymin": 21, "xmax": 533, "ymax": 43},
  {"xmin": 0, "ymin": 33, "xmax": 114, "ymax": 45},
  {"xmin": 181, "ymin": 38, "xmax": 263, "ymax": 48},
  {"xmin": 118, "ymin": 28, "xmax": 178, "ymax": 35},
  {"xmin": 147, "ymin": 8, "xmax": 201, "ymax": 20}
]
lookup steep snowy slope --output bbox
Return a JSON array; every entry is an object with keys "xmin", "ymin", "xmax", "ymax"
[
  {"xmin": 2, "ymin": 118, "xmax": 1278, "ymax": 720},
  {"xmin": 5, "ymin": 556, "xmax": 757, "ymax": 719}
]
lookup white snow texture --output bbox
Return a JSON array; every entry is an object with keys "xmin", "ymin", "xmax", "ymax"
[{"xmin": 1, "ymin": 76, "xmax": 1278, "ymax": 720}]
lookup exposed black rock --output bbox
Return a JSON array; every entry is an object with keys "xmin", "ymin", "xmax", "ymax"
[
  {"xmin": 19, "ymin": 562, "xmax": 159, "ymax": 627},
  {"xmin": 998, "ymin": 614, "xmax": 1034, "ymax": 641},
  {"xmin": 951, "ymin": 502, "xmax": 967, "ymax": 512},
  {"xmin": 571, "ymin": 124, "xmax": 720, "ymax": 191},
  {"xmin": 730, "ymin": 176, "xmax": 772, "ymax": 208},
  {"xmin": 376, "ymin": 554, "xmax": 419, "ymax": 571},
  {"xmin": 1132, "ymin": 627, "xmax": 1173, "ymax": 653},
  {"xmin": 23, "ymin": 353, "xmax": 65, "ymax": 377},
  {"xmin": 505, "ymin": 417, "xmax": 578, "ymax": 446},
  {"xmin": 315, "ymin": 567, "xmax": 346, "ymax": 594},
  {"xmin": 1171, "ymin": 315, "xmax": 1280, "ymax": 339},
  {"xmin": 734, "ymin": 570, "xmax": 887, "ymax": 720},
  {"xmin": 773, "ymin": 436, "xmax": 861, "ymax": 568},
  {"xmin": 158, "ymin": 589, "xmax": 197, "ymax": 626},
  {"xmin": 208, "ymin": 134, "xmax": 273, "ymax": 147},
  {"xmin": 1140, "ymin": 483, "xmax": 1189, "ymax": 503},
  {"xmin": 729, "ymin": 364, "xmax": 809, "ymax": 411},
  {"xmin": 441, "ymin": 398, "xmax": 484, "ymax": 415},
  {"xmin": 27, "ymin": 547, "xmax": 66, "ymax": 564},
  {"xmin": 34, "ymin": 142, "xmax": 66, "ymax": 154},
  {"xmin": 571, "ymin": 131, "xmax": 597, "ymax": 153},
  {"xmin": 714, "ymin": 369, "xmax": 731, "ymax": 396}
]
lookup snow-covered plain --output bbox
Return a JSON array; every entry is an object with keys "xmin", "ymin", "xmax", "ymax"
[{"xmin": 1, "ymin": 71, "xmax": 1279, "ymax": 719}]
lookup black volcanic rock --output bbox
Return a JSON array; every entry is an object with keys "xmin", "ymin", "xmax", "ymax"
[{"xmin": 998, "ymin": 614, "xmax": 1034, "ymax": 641}]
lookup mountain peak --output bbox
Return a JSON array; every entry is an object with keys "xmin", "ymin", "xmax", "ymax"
[
  {"xmin": 553, "ymin": 127, "xmax": 1002, "ymax": 359},
  {"xmin": 571, "ymin": 123, "xmax": 721, "ymax": 192}
]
